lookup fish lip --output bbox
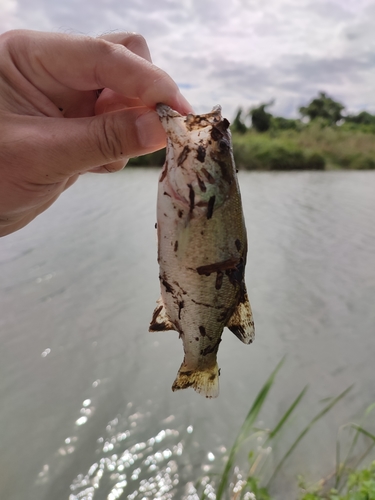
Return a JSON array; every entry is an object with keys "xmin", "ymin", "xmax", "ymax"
[
  {"xmin": 156, "ymin": 103, "xmax": 223, "ymax": 123},
  {"xmin": 156, "ymin": 103, "xmax": 181, "ymax": 119}
]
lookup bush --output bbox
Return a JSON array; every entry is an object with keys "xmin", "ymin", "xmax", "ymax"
[
  {"xmin": 232, "ymin": 134, "xmax": 325, "ymax": 171},
  {"xmin": 128, "ymin": 148, "xmax": 165, "ymax": 167}
]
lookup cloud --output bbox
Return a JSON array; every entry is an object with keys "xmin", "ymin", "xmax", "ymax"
[{"xmin": 1, "ymin": 0, "xmax": 375, "ymax": 117}]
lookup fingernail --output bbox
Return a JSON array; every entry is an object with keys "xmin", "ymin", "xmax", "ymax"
[
  {"xmin": 136, "ymin": 110, "xmax": 166, "ymax": 149},
  {"xmin": 176, "ymin": 91, "xmax": 194, "ymax": 115}
]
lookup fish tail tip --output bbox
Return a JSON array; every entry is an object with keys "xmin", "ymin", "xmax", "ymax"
[{"xmin": 172, "ymin": 363, "xmax": 220, "ymax": 398}]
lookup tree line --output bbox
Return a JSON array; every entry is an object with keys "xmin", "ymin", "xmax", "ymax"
[{"xmin": 231, "ymin": 92, "xmax": 375, "ymax": 134}]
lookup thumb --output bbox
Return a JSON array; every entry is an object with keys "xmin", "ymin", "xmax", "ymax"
[
  {"xmin": 7, "ymin": 107, "xmax": 166, "ymax": 183},
  {"xmin": 80, "ymin": 106, "xmax": 166, "ymax": 173}
]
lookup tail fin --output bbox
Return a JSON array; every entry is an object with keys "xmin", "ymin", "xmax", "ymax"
[{"xmin": 172, "ymin": 362, "xmax": 220, "ymax": 398}]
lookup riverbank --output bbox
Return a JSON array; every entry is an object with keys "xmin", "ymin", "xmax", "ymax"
[
  {"xmin": 128, "ymin": 123, "xmax": 375, "ymax": 171},
  {"xmin": 232, "ymin": 123, "xmax": 375, "ymax": 171}
]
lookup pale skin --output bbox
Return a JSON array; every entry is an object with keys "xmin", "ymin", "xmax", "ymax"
[{"xmin": 0, "ymin": 29, "xmax": 193, "ymax": 237}]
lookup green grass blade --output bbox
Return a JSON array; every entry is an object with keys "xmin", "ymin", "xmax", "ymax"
[
  {"xmin": 336, "ymin": 403, "xmax": 375, "ymax": 490},
  {"xmin": 216, "ymin": 358, "xmax": 285, "ymax": 500},
  {"xmin": 267, "ymin": 385, "xmax": 353, "ymax": 486},
  {"xmin": 351, "ymin": 424, "xmax": 375, "ymax": 442},
  {"xmin": 267, "ymin": 385, "xmax": 308, "ymax": 440}
]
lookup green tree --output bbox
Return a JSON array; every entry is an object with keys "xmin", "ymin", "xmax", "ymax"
[
  {"xmin": 231, "ymin": 107, "xmax": 248, "ymax": 134},
  {"xmin": 249, "ymin": 101, "xmax": 274, "ymax": 132},
  {"xmin": 345, "ymin": 110, "xmax": 375, "ymax": 125},
  {"xmin": 299, "ymin": 91, "xmax": 345, "ymax": 125}
]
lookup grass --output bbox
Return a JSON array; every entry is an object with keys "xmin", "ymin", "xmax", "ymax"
[
  {"xmin": 127, "ymin": 121, "xmax": 375, "ymax": 171},
  {"xmin": 191, "ymin": 361, "xmax": 375, "ymax": 500},
  {"xmin": 232, "ymin": 123, "xmax": 375, "ymax": 171}
]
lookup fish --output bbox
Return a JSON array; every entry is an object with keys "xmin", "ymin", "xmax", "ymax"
[{"xmin": 149, "ymin": 104, "xmax": 254, "ymax": 398}]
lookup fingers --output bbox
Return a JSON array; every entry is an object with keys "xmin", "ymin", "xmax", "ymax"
[
  {"xmin": 3, "ymin": 30, "xmax": 193, "ymax": 115},
  {"xmin": 98, "ymin": 32, "xmax": 152, "ymax": 63},
  {"xmin": 3, "ymin": 106, "xmax": 166, "ymax": 181},
  {"xmin": 94, "ymin": 88, "xmax": 144, "ymax": 115},
  {"xmin": 89, "ymin": 159, "xmax": 128, "ymax": 174}
]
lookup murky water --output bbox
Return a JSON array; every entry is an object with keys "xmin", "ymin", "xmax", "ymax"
[{"xmin": 1, "ymin": 169, "xmax": 375, "ymax": 500}]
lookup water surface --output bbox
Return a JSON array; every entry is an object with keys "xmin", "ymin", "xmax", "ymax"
[{"xmin": 1, "ymin": 170, "xmax": 374, "ymax": 499}]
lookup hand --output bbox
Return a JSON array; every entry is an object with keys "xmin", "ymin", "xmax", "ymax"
[{"xmin": 0, "ymin": 29, "xmax": 193, "ymax": 236}]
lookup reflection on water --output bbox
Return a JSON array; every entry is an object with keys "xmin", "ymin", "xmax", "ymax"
[
  {"xmin": 1, "ymin": 170, "xmax": 375, "ymax": 500},
  {"xmin": 36, "ymin": 395, "xmax": 221, "ymax": 500}
]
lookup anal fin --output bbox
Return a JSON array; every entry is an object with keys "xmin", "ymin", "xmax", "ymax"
[
  {"xmin": 149, "ymin": 297, "xmax": 175, "ymax": 332},
  {"xmin": 226, "ymin": 286, "xmax": 255, "ymax": 344}
]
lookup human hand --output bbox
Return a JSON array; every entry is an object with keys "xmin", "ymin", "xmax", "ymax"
[{"xmin": 0, "ymin": 29, "xmax": 193, "ymax": 236}]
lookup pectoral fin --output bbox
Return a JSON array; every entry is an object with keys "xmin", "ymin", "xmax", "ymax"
[
  {"xmin": 149, "ymin": 297, "xmax": 175, "ymax": 332},
  {"xmin": 226, "ymin": 287, "xmax": 255, "ymax": 344}
]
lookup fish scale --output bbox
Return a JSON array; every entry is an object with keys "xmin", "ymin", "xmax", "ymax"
[{"xmin": 150, "ymin": 104, "xmax": 254, "ymax": 398}]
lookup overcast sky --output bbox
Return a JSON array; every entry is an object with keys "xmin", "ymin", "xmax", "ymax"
[{"xmin": 1, "ymin": 0, "xmax": 375, "ymax": 120}]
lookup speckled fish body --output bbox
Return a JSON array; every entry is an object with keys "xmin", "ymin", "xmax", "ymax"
[{"xmin": 149, "ymin": 104, "xmax": 254, "ymax": 398}]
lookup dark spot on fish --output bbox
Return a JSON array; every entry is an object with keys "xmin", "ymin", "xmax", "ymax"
[
  {"xmin": 217, "ymin": 309, "xmax": 229, "ymax": 322},
  {"xmin": 207, "ymin": 196, "xmax": 215, "ymax": 219},
  {"xmin": 164, "ymin": 191, "xmax": 171, "ymax": 197},
  {"xmin": 160, "ymin": 275, "xmax": 173, "ymax": 293},
  {"xmin": 178, "ymin": 300, "xmax": 184, "ymax": 319},
  {"xmin": 182, "ymin": 370, "xmax": 193, "ymax": 377},
  {"xmin": 187, "ymin": 184, "xmax": 195, "ymax": 212},
  {"xmin": 177, "ymin": 145, "xmax": 190, "ymax": 166},
  {"xmin": 196, "ymin": 145, "xmax": 206, "ymax": 163},
  {"xmin": 58, "ymin": 107, "xmax": 63, "ymax": 112},
  {"xmin": 178, "ymin": 209, "xmax": 183, "ymax": 218},
  {"xmin": 159, "ymin": 163, "xmax": 168, "ymax": 182},
  {"xmin": 215, "ymin": 271, "xmax": 223, "ymax": 290},
  {"xmin": 235, "ymin": 239, "xmax": 241, "ymax": 251},
  {"xmin": 201, "ymin": 231, "xmax": 204, "ymax": 235},
  {"xmin": 225, "ymin": 258, "xmax": 245, "ymax": 287},
  {"xmin": 197, "ymin": 257, "xmax": 240, "ymax": 276},
  {"xmin": 236, "ymin": 169, "xmax": 239, "ymax": 173},
  {"xmin": 199, "ymin": 326, "xmax": 206, "ymax": 336},
  {"xmin": 196, "ymin": 173, "xmax": 207, "ymax": 192},
  {"xmin": 200, "ymin": 338, "xmax": 222, "ymax": 356},
  {"xmin": 211, "ymin": 126, "xmax": 223, "ymax": 142},
  {"xmin": 201, "ymin": 167, "xmax": 215, "ymax": 184},
  {"xmin": 210, "ymin": 154, "xmax": 232, "ymax": 185},
  {"xmin": 164, "ymin": 213, "xmax": 167, "ymax": 217},
  {"xmin": 155, "ymin": 223, "xmax": 157, "ymax": 229},
  {"xmin": 195, "ymin": 337, "xmax": 199, "ymax": 341},
  {"xmin": 222, "ymin": 118, "xmax": 230, "ymax": 130},
  {"xmin": 209, "ymin": 373, "xmax": 216, "ymax": 381},
  {"xmin": 174, "ymin": 240, "xmax": 178, "ymax": 252}
]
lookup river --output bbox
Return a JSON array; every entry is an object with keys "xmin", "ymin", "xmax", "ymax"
[{"xmin": 1, "ymin": 169, "xmax": 374, "ymax": 500}]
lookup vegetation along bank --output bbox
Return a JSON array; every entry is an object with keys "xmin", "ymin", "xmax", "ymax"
[{"xmin": 128, "ymin": 92, "xmax": 375, "ymax": 171}]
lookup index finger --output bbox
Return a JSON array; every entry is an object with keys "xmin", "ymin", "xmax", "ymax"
[{"xmin": 5, "ymin": 30, "xmax": 193, "ymax": 114}]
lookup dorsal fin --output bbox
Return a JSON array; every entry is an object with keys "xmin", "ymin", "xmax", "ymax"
[
  {"xmin": 226, "ymin": 286, "xmax": 255, "ymax": 344},
  {"xmin": 149, "ymin": 297, "xmax": 175, "ymax": 332}
]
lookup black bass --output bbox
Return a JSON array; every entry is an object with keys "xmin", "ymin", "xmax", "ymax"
[{"xmin": 149, "ymin": 104, "xmax": 254, "ymax": 398}]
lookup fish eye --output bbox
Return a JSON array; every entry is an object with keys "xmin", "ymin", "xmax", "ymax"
[{"xmin": 219, "ymin": 139, "xmax": 230, "ymax": 152}]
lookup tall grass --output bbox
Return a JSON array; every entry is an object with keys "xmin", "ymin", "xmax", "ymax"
[
  {"xmin": 232, "ymin": 124, "xmax": 375, "ymax": 171},
  {"xmin": 193, "ymin": 361, "xmax": 375, "ymax": 500}
]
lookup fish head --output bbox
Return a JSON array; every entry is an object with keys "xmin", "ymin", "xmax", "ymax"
[{"xmin": 157, "ymin": 104, "xmax": 236, "ymax": 216}]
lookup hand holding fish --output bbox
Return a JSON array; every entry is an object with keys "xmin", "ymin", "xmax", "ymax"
[{"xmin": 0, "ymin": 29, "xmax": 192, "ymax": 236}]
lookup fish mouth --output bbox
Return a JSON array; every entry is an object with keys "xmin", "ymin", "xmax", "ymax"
[{"xmin": 156, "ymin": 103, "xmax": 181, "ymax": 119}]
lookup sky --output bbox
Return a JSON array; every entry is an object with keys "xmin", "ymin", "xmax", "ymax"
[{"xmin": 1, "ymin": 0, "xmax": 375, "ymax": 120}]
